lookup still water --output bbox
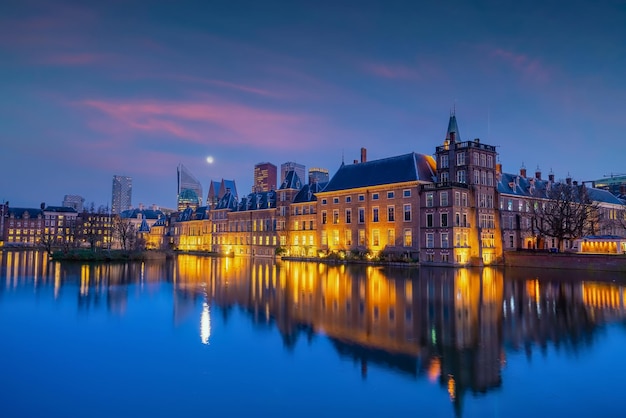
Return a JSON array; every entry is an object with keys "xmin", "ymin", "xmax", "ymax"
[{"xmin": 2, "ymin": 251, "xmax": 626, "ymax": 418}]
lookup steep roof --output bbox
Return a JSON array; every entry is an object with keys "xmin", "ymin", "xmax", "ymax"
[
  {"xmin": 44, "ymin": 206, "xmax": 78, "ymax": 213},
  {"xmin": 120, "ymin": 208, "xmax": 165, "ymax": 220},
  {"xmin": 293, "ymin": 181, "xmax": 328, "ymax": 203},
  {"xmin": 138, "ymin": 216, "xmax": 151, "ymax": 232},
  {"xmin": 279, "ymin": 170, "xmax": 303, "ymax": 190},
  {"xmin": 8, "ymin": 207, "xmax": 43, "ymax": 218},
  {"xmin": 498, "ymin": 172, "xmax": 625, "ymax": 205},
  {"xmin": 237, "ymin": 190, "xmax": 276, "ymax": 211},
  {"xmin": 215, "ymin": 191, "xmax": 238, "ymax": 210},
  {"xmin": 322, "ymin": 152, "xmax": 436, "ymax": 193},
  {"xmin": 445, "ymin": 114, "xmax": 461, "ymax": 143}
]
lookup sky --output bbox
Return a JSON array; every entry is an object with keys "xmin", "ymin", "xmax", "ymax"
[{"xmin": 1, "ymin": 0, "xmax": 625, "ymax": 209}]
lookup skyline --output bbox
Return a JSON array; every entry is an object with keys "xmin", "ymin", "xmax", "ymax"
[{"xmin": 1, "ymin": 0, "xmax": 625, "ymax": 208}]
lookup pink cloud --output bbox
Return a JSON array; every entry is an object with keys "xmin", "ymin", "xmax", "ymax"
[
  {"xmin": 165, "ymin": 74, "xmax": 278, "ymax": 98},
  {"xmin": 363, "ymin": 62, "xmax": 421, "ymax": 80},
  {"xmin": 490, "ymin": 48, "xmax": 550, "ymax": 82},
  {"xmin": 81, "ymin": 98, "xmax": 324, "ymax": 150},
  {"xmin": 39, "ymin": 52, "xmax": 110, "ymax": 66}
]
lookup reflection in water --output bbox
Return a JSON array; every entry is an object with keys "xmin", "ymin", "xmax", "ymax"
[{"xmin": 2, "ymin": 251, "xmax": 626, "ymax": 413}]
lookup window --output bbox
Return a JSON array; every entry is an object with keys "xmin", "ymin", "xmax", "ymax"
[
  {"xmin": 487, "ymin": 172, "xmax": 493, "ymax": 186},
  {"xmin": 321, "ymin": 231, "xmax": 327, "ymax": 245},
  {"xmin": 403, "ymin": 204, "xmax": 411, "ymax": 221},
  {"xmin": 473, "ymin": 152, "xmax": 480, "ymax": 165},
  {"xmin": 440, "ymin": 154, "xmax": 449, "ymax": 168},
  {"xmin": 322, "ymin": 199, "xmax": 327, "ymax": 205},
  {"xmin": 373, "ymin": 229, "xmax": 380, "ymax": 246},
  {"xmin": 322, "ymin": 211, "xmax": 327, "ymax": 224},
  {"xmin": 387, "ymin": 191, "xmax": 394, "ymax": 199},
  {"xmin": 481, "ymin": 171, "xmax": 487, "ymax": 185},
  {"xmin": 426, "ymin": 213, "xmax": 434, "ymax": 227},
  {"xmin": 441, "ymin": 233, "xmax": 449, "ymax": 248},
  {"xmin": 507, "ymin": 200, "xmax": 513, "ymax": 211},
  {"xmin": 387, "ymin": 206, "xmax": 395, "ymax": 222},
  {"xmin": 358, "ymin": 194, "xmax": 365, "ymax": 201},
  {"xmin": 372, "ymin": 207, "xmax": 379, "ymax": 222},
  {"xmin": 345, "ymin": 230, "xmax": 352, "ymax": 245},
  {"xmin": 294, "ymin": 220, "xmax": 299, "ymax": 230},
  {"xmin": 440, "ymin": 172, "xmax": 449, "ymax": 183},
  {"xmin": 404, "ymin": 229, "xmax": 412, "ymax": 247},
  {"xmin": 480, "ymin": 154, "xmax": 486, "ymax": 167},
  {"xmin": 456, "ymin": 152, "xmax": 465, "ymax": 165},
  {"xmin": 358, "ymin": 208, "xmax": 365, "ymax": 223},
  {"xmin": 358, "ymin": 229, "xmax": 365, "ymax": 246},
  {"xmin": 345, "ymin": 209, "xmax": 352, "ymax": 224},
  {"xmin": 426, "ymin": 233, "xmax": 434, "ymax": 248},
  {"xmin": 509, "ymin": 235, "xmax": 514, "ymax": 248},
  {"xmin": 487, "ymin": 155, "xmax": 493, "ymax": 168},
  {"xmin": 372, "ymin": 193, "xmax": 379, "ymax": 200},
  {"xmin": 426, "ymin": 193, "xmax": 434, "ymax": 207},
  {"xmin": 463, "ymin": 213, "xmax": 468, "ymax": 227},
  {"xmin": 333, "ymin": 210, "xmax": 339, "ymax": 224},
  {"xmin": 333, "ymin": 197, "xmax": 339, "ymax": 204},
  {"xmin": 440, "ymin": 192, "xmax": 448, "ymax": 206},
  {"xmin": 455, "ymin": 213, "xmax": 460, "ymax": 226},
  {"xmin": 333, "ymin": 230, "xmax": 340, "ymax": 246},
  {"xmin": 462, "ymin": 193, "xmax": 468, "ymax": 207},
  {"xmin": 441, "ymin": 213, "xmax": 448, "ymax": 227},
  {"xmin": 403, "ymin": 189, "xmax": 411, "ymax": 198},
  {"xmin": 457, "ymin": 170, "xmax": 466, "ymax": 183},
  {"xmin": 456, "ymin": 232, "xmax": 461, "ymax": 246},
  {"xmin": 388, "ymin": 229, "xmax": 395, "ymax": 246},
  {"xmin": 346, "ymin": 196, "xmax": 352, "ymax": 203},
  {"xmin": 454, "ymin": 192, "xmax": 460, "ymax": 206},
  {"xmin": 474, "ymin": 170, "xmax": 480, "ymax": 184}
]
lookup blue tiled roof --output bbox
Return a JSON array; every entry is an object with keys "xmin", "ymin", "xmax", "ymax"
[
  {"xmin": 279, "ymin": 170, "xmax": 303, "ymax": 190},
  {"xmin": 237, "ymin": 190, "xmax": 276, "ymax": 211},
  {"xmin": 8, "ymin": 208, "xmax": 43, "ymax": 218},
  {"xmin": 45, "ymin": 206, "xmax": 78, "ymax": 213},
  {"xmin": 498, "ymin": 172, "xmax": 626, "ymax": 205},
  {"xmin": 138, "ymin": 216, "xmax": 151, "ymax": 232},
  {"xmin": 120, "ymin": 208, "xmax": 165, "ymax": 220},
  {"xmin": 293, "ymin": 181, "xmax": 328, "ymax": 203},
  {"xmin": 322, "ymin": 152, "xmax": 436, "ymax": 192},
  {"xmin": 215, "ymin": 191, "xmax": 238, "ymax": 210}
]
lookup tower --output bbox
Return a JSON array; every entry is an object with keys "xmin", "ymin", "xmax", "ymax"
[
  {"xmin": 111, "ymin": 175, "xmax": 132, "ymax": 215},
  {"xmin": 253, "ymin": 162, "xmax": 277, "ymax": 192},
  {"xmin": 177, "ymin": 164, "xmax": 203, "ymax": 211}
]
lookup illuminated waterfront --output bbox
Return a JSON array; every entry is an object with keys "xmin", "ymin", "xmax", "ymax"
[{"xmin": 2, "ymin": 251, "xmax": 626, "ymax": 417}]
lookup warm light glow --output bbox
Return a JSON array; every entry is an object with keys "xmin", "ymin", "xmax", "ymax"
[
  {"xmin": 428, "ymin": 357, "xmax": 441, "ymax": 383},
  {"xmin": 200, "ymin": 302, "xmax": 211, "ymax": 345}
]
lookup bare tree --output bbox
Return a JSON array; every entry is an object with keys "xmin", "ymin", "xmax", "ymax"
[
  {"xmin": 112, "ymin": 215, "xmax": 135, "ymax": 251},
  {"xmin": 529, "ymin": 183, "xmax": 600, "ymax": 251},
  {"xmin": 39, "ymin": 233, "xmax": 55, "ymax": 256}
]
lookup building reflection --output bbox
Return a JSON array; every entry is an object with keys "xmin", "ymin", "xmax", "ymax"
[{"xmin": 3, "ymin": 251, "xmax": 626, "ymax": 412}]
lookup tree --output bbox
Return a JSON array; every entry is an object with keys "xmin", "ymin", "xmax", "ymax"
[
  {"xmin": 529, "ymin": 182, "xmax": 599, "ymax": 251},
  {"xmin": 112, "ymin": 215, "xmax": 135, "ymax": 250}
]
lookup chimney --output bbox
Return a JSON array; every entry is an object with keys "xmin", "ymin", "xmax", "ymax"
[
  {"xmin": 40, "ymin": 202, "xmax": 45, "ymax": 210},
  {"xmin": 361, "ymin": 147, "xmax": 367, "ymax": 163},
  {"xmin": 353, "ymin": 159, "xmax": 359, "ymax": 164},
  {"xmin": 535, "ymin": 166, "xmax": 541, "ymax": 180},
  {"xmin": 520, "ymin": 165, "xmax": 527, "ymax": 178},
  {"xmin": 566, "ymin": 175, "xmax": 572, "ymax": 185},
  {"xmin": 573, "ymin": 180, "xmax": 578, "ymax": 186}
]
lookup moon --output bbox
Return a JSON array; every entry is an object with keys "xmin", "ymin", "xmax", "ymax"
[{"xmin": 206, "ymin": 156, "xmax": 214, "ymax": 164}]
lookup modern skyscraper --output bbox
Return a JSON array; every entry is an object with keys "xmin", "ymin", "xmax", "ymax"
[
  {"xmin": 111, "ymin": 175, "xmax": 132, "ymax": 215},
  {"xmin": 280, "ymin": 162, "xmax": 306, "ymax": 186},
  {"xmin": 177, "ymin": 164, "xmax": 203, "ymax": 211},
  {"xmin": 253, "ymin": 162, "xmax": 277, "ymax": 192},
  {"xmin": 62, "ymin": 194, "xmax": 85, "ymax": 212},
  {"xmin": 308, "ymin": 167, "xmax": 330, "ymax": 184}
]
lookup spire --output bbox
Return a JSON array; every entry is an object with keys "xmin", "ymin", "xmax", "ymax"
[{"xmin": 445, "ymin": 112, "xmax": 461, "ymax": 143}]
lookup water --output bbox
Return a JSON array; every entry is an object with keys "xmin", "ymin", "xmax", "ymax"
[{"xmin": 1, "ymin": 251, "xmax": 626, "ymax": 418}]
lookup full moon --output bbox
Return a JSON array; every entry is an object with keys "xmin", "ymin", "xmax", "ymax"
[{"xmin": 206, "ymin": 156, "xmax": 214, "ymax": 164}]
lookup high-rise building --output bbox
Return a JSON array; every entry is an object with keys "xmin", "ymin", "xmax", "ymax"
[
  {"xmin": 280, "ymin": 162, "xmax": 306, "ymax": 186},
  {"xmin": 177, "ymin": 164, "xmax": 203, "ymax": 211},
  {"xmin": 111, "ymin": 175, "xmax": 132, "ymax": 215},
  {"xmin": 253, "ymin": 162, "xmax": 277, "ymax": 192},
  {"xmin": 308, "ymin": 167, "xmax": 329, "ymax": 184},
  {"xmin": 62, "ymin": 195, "xmax": 85, "ymax": 212}
]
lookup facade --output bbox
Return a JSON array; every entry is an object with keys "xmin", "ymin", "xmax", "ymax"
[
  {"xmin": 308, "ymin": 167, "xmax": 330, "ymax": 184},
  {"xmin": 253, "ymin": 162, "xmax": 277, "ymax": 192},
  {"xmin": 111, "ymin": 175, "xmax": 132, "ymax": 215},
  {"xmin": 76, "ymin": 210, "xmax": 112, "ymax": 249},
  {"xmin": 3, "ymin": 207, "xmax": 44, "ymax": 246},
  {"xmin": 62, "ymin": 195, "xmax": 85, "ymax": 212},
  {"xmin": 177, "ymin": 164, "xmax": 203, "ymax": 211},
  {"xmin": 315, "ymin": 151, "xmax": 436, "ymax": 258},
  {"xmin": 421, "ymin": 115, "xmax": 502, "ymax": 265},
  {"xmin": 280, "ymin": 162, "xmax": 306, "ymax": 186}
]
